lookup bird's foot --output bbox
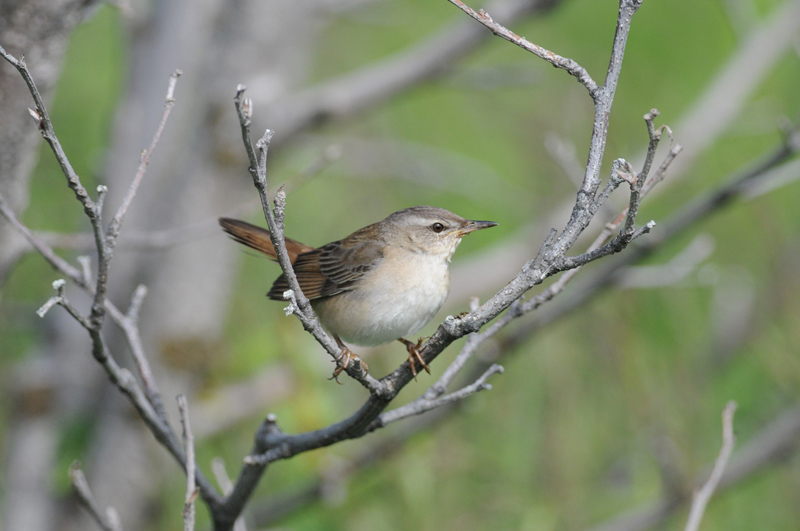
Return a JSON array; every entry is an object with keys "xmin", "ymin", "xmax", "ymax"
[
  {"xmin": 398, "ymin": 337, "xmax": 431, "ymax": 379},
  {"xmin": 329, "ymin": 345, "xmax": 369, "ymax": 384}
]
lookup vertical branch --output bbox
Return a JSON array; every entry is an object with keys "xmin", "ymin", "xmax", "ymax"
[
  {"xmin": 107, "ymin": 70, "xmax": 182, "ymax": 244},
  {"xmin": 685, "ymin": 401, "xmax": 738, "ymax": 531},
  {"xmin": 558, "ymin": 0, "xmax": 643, "ymax": 254},
  {"xmin": 178, "ymin": 395, "xmax": 198, "ymax": 531},
  {"xmin": 430, "ymin": 0, "xmax": 646, "ymax": 347}
]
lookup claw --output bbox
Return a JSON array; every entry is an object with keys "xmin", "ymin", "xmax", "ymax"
[
  {"xmin": 398, "ymin": 337, "xmax": 430, "ymax": 379},
  {"xmin": 329, "ymin": 336, "xmax": 369, "ymax": 384},
  {"xmin": 329, "ymin": 364, "xmax": 346, "ymax": 385},
  {"xmin": 328, "ymin": 348, "xmax": 351, "ymax": 384}
]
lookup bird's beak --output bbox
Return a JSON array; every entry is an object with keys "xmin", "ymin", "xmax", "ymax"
[{"xmin": 458, "ymin": 219, "xmax": 498, "ymax": 237}]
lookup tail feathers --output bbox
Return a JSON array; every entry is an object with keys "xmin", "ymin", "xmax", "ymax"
[{"xmin": 218, "ymin": 217, "xmax": 314, "ymax": 262}]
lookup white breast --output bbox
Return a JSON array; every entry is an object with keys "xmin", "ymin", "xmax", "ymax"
[{"xmin": 313, "ymin": 248, "xmax": 451, "ymax": 346}]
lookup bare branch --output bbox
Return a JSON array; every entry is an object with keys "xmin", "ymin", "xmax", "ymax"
[
  {"xmin": 69, "ymin": 463, "xmax": 123, "ymax": 531},
  {"xmin": 374, "ymin": 364, "xmax": 504, "ymax": 428},
  {"xmin": 178, "ymin": 395, "xmax": 198, "ymax": 531},
  {"xmin": 248, "ymin": 119, "xmax": 800, "ymax": 527},
  {"xmin": 446, "ymin": 0, "xmax": 598, "ymax": 94},
  {"xmin": 418, "ymin": 1, "xmax": 645, "ymax": 365},
  {"xmin": 0, "ymin": 45, "xmax": 94, "ymax": 216},
  {"xmin": 107, "ymin": 69, "xmax": 182, "ymax": 246},
  {"xmin": 269, "ymin": 0, "xmax": 560, "ymax": 144},
  {"xmin": 685, "ymin": 401, "xmax": 738, "ymax": 531},
  {"xmin": 0, "ymin": 187, "xmax": 222, "ymax": 502},
  {"xmin": 586, "ymin": 402, "xmax": 800, "ymax": 531},
  {"xmin": 0, "ymin": 51, "xmax": 224, "ymax": 510},
  {"xmin": 36, "ymin": 279, "xmax": 67, "ymax": 318},
  {"xmin": 211, "ymin": 460, "xmax": 248, "ymax": 531},
  {"xmin": 233, "ymin": 86, "xmax": 385, "ymax": 395}
]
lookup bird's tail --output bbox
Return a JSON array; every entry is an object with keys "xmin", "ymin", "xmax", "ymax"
[{"xmin": 218, "ymin": 217, "xmax": 314, "ymax": 263}]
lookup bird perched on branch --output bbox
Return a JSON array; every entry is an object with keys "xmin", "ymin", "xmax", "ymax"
[{"xmin": 220, "ymin": 206, "xmax": 497, "ymax": 381}]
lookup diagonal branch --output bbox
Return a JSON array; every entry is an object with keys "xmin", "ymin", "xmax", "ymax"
[
  {"xmin": 0, "ymin": 44, "xmax": 94, "ymax": 217},
  {"xmin": 269, "ymin": 0, "xmax": 561, "ymax": 145},
  {"xmin": 232, "ymin": 86, "xmax": 387, "ymax": 396},
  {"xmin": 446, "ymin": 0, "xmax": 598, "ymax": 94},
  {"xmin": 69, "ymin": 463, "xmax": 123, "ymax": 531},
  {"xmin": 248, "ymin": 124, "xmax": 800, "ymax": 526},
  {"xmin": 219, "ymin": 3, "xmax": 653, "ymax": 529},
  {"xmin": 372, "ymin": 364, "xmax": 504, "ymax": 428}
]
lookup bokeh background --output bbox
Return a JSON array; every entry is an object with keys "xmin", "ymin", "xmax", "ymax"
[{"xmin": 2, "ymin": 0, "xmax": 800, "ymax": 529}]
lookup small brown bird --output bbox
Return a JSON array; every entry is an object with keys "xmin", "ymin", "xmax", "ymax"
[{"xmin": 219, "ymin": 206, "xmax": 497, "ymax": 379}]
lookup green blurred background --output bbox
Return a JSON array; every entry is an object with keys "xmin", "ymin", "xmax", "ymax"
[{"xmin": 2, "ymin": 0, "xmax": 800, "ymax": 529}]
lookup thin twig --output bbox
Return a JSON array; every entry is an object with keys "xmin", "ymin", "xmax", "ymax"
[
  {"xmin": 0, "ymin": 188, "xmax": 169, "ymax": 422},
  {"xmin": 425, "ymin": 298, "xmax": 487, "ymax": 398},
  {"xmin": 107, "ymin": 69, "xmax": 181, "ymax": 245},
  {"xmin": 178, "ymin": 395, "xmax": 198, "ymax": 531},
  {"xmin": 0, "ymin": 45, "xmax": 93, "ymax": 215},
  {"xmin": 69, "ymin": 462, "xmax": 123, "ymax": 531},
  {"xmin": 421, "ymin": 0, "xmax": 645, "ymax": 360},
  {"xmin": 684, "ymin": 401, "xmax": 738, "ymax": 531},
  {"xmin": 99, "ymin": 71, "xmax": 182, "ymax": 423},
  {"xmin": 587, "ymin": 402, "xmax": 800, "ymax": 531},
  {"xmin": 446, "ymin": 0, "xmax": 598, "ymax": 94},
  {"xmin": 374, "ymin": 364, "xmax": 504, "ymax": 428},
  {"xmin": 270, "ymin": 0, "xmax": 559, "ymax": 144},
  {"xmin": 0, "ymin": 186, "xmax": 221, "ymax": 503},
  {"xmin": 513, "ymin": 118, "xmax": 681, "ymax": 317}
]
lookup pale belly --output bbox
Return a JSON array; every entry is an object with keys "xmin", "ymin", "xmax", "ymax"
[{"xmin": 312, "ymin": 253, "xmax": 451, "ymax": 346}]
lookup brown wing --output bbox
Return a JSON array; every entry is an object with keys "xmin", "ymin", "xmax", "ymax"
[
  {"xmin": 317, "ymin": 236, "xmax": 384, "ymax": 291},
  {"xmin": 218, "ymin": 217, "xmax": 314, "ymax": 262},
  {"xmin": 267, "ymin": 248, "xmax": 328, "ymax": 300},
  {"xmin": 267, "ymin": 229, "xmax": 385, "ymax": 301}
]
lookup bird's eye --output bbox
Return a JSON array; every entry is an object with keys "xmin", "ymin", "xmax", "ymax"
[{"xmin": 431, "ymin": 222, "xmax": 445, "ymax": 233}]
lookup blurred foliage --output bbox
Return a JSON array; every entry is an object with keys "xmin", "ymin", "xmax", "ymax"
[{"xmin": 2, "ymin": 0, "xmax": 800, "ymax": 529}]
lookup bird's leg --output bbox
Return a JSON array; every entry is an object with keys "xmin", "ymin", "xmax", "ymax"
[
  {"xmin": 398, "ymin": 337, "xmax": 431, "ymax": 378},
  {"xmin": 329, "ymin": 335, "xmax": 369, "ymax": 384}
]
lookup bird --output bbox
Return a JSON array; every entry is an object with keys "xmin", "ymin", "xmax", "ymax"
[{"xmin": 219, "ymin": 206, "xmax": 497, "ymax": 380}]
